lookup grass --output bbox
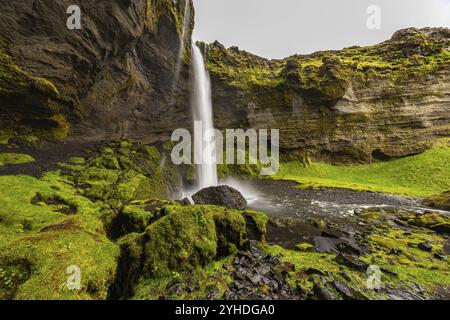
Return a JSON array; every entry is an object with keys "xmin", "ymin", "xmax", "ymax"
[
  {"xmin": 362, "ymin": 227, "xmax": 450, "ymax": 291},
  {"xmin": 0, "ymin": 173, "xmax": 120, "ymax": 299},
  {"xmin": 0, "ymin": 153, "xmax": 35, "ymax": 166},
  {"xmin": 274, "ymin": 139, "xmax": 450, "ymax": 198}
]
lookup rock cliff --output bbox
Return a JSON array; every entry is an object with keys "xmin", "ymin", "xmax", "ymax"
[
  {"xmin": 0, "ymin": 0, "xmax": 194, "ymax": 144},
  {"xmin": 204, "ymin": 28, "xmax": 450, "ymax": 163},
  {"xmin": 0, "ymin": 2, "xmax": 448, "ymax": 164}
]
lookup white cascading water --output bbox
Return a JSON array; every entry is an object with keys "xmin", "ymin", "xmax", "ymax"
[{"xmin": 191, "ymin": 44, "xmax": 218, "ymax": 190}]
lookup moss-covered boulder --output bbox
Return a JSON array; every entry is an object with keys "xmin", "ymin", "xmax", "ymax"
[
  {"xmin": 139, "ymin": 205, "xmax": 267, "ymax": 278},
  {"xmin": 0, "ymin": 45, "xmax": 69, "ymax": 143},
  {"xmin": 111, "ymin": 204, "xmax": 269, "ymax": 299}
]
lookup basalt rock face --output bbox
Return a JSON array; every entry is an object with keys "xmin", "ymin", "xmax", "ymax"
[
  {"xmin": 0, "ymin": 0, "xmax": 194, "ymax": 144},
  {"xmin": 204, "ymin": 28, "xmax": 450, "ymax": 163}
]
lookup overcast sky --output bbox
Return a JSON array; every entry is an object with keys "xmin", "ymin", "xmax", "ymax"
[{"xmin": 192, "ymin": 0, "xmax": 450, "ymax": 59}]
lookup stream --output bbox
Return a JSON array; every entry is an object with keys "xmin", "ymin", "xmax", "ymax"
[{"xmin": 220, "ymin": 178, "xmax": 450, "ymax": 218}]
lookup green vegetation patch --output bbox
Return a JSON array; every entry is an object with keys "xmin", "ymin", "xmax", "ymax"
[
  {"xmin": 265, "ymin": 208, "xmax": 450, "ymax": 299},
  {"xmin": 0, "ymin": 141, "xmax": 186, "ymax": 300},
  {"xmin": 205, "ymin": 30, "xmax": 450, "ymax": 100},
  {"xmin": 423, "ymin": 191, "xmax": 450, "ymax": 211},
  {"xmin": 0, "ymin": 153, "xmax": 35, "ymax": 167},
  {"xmin": 0, "ymin": 173, "xmax": 120, "ymax": 300},
  {"xmin": 132, "ymin": 256, "xmax": 234, "ymax": 300},
  {"xmin": 124, "ymin": 204, "xmax": 268, "ymax": 299},
  {"xmin": 274, "ymin": 139, "xmax": 450, "ymax": 197}
]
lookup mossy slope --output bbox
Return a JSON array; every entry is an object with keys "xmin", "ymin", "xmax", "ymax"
[{"xmin": 274, "ymin": 139, "xmax": 450, "ymax": 197}]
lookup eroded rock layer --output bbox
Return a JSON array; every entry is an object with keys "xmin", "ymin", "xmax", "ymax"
[
  {"xmin": 204, "ymin": 28, "xmax": 450, "ymax": 163},
  {"xmin": 0, "ymin": 0, "xmax": 194, "ymax": 143}
]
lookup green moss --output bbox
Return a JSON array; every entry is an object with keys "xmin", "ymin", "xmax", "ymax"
[
  {"xmin": 205, "ymin": 30, "xmax": 450, "ymax": 103},
  {"xmin": 310, "ymin": 218, "xmax": 327, "ymax": 229},
  {"xmin": 68, "ymin": 142, "xmax": 180, "ymax": 205},
  {"xmin": 242, "ymin": 210, "xmax": 269, "ymax": 241},
  {"xmin": 0, "ymin": 141, "xmax": 184, "ymax": 299},
  {"xmin": 206, "ymin": 42, "xmax": 283, "ymax": 91},
  {"xmin": 142, "ymin": 205, "xmax": 218, "ymax": 278},
  {"xmin": 0, "ymin": 172, "xmax": 120, "ymax": 300},
  {"xmin": 0, "ymin": 130, "xmax": 13, "ymax": 145},
  {"xmin": 123, "ymin": 204, "xmax": 267, "ymax": 298},
  {"xmin": 0, "ymin": 43, "xmax": 69, "ymax": 143},
  {"xmin": 150, "ymin": 0, "xmax": 194, "ymax": 38},
  {"xmin": 363, "ymin": 227, "xmax": 450, "ymax": 292},
  {"xmin": 295, "ymin": 243, "xmax": 314, "ymax": 252},
  {"xmin": 274, "ymin": 138, "xmax": 450, "ymax": 197},
  {"xmin": 0, "ymin": 46, "xmax": 30, "ymax": 96},
  {"xmin": 0, "ymin": 153, "xmax": 35, "ymax": 166},
  {"xmin": 0, "ymin": 217, "xmax": 119, "ymax": 300},
  {"xmin": 31, "ymin": 77, "xmax": 60, "ymax": 98},
  {"xmin": 69, "ymin": 157, "xmax": 86, "ymax": 165}
]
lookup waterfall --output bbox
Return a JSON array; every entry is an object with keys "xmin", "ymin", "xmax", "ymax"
[{"xmin": 191, "ymin": 43, "xmax": 218, "ymax": 190}]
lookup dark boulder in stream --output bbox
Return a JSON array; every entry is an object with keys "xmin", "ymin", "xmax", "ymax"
[{"xmin": 192, "ymin": 186, "xmax": 247, "ymax": 210}]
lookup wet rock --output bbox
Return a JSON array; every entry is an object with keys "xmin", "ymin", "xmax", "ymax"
[
  {"xmin": 313, "ymin": 283, "xmax": 337, "ymax": 300},
  {"xmin": 333, "ymin": 279, "xmax": 356, "ymax": 300},
  {"xmin": 306, "ymin": 268, "xmax": 327, "ymax": 276},
  {"xmin": 180, "ymin": 198, "xmax": 192, "ymax": 206},
  {"xmin": 225, "ymin": 241, "xmax": 300, "ymax": 300},
  {"xmin": 336, "ymin": 241, "xmax": 362, "ymax": 256},
  {"xmin": 313, "ymin": 236, "xmax": 342, "ymax": 253},
  {"xmin": 380, "ymin": 267, "xmax": 398, "ymax": 277},
  {"xmin": 418, "ymin": 242, "xmax": 433, "ymax": 252},
  {"xmin": 192, "ymin": 185, "xmax": 247, "ymax": 210},
  {"xmin": 389, "ymin": 248, "xmax": 403, "ymax": 255},
  {"xmin": 434, "ymin": 252, "xmax": 447, "ymax": 260},
  {"xmin": 314, "ymin": 236, "xmax": 362, "ymax": 256},
  {"xmin": 430, "ymin": 223, "xmax": 450, "ymax": 235},
  {"xmin": 334, "ymin": 254, "xmax": 369, "ymax": 271},
  {"xmin": 321, "ymin": 230, "xmax": 342, "ymax": 239}
]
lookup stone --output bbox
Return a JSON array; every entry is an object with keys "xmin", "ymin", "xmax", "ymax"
[
  {"xmin": 192, "ymin": 185, "xmax": 247, "ymax": 210},
  {"xmin": 418, "ymin": 242, "xmax": 433, "ymax": 252},
  {"xmin": 434, "ymin": 252, "xmax": 447, "ymax": 260},
  {"xmin": 333, "ymin": 279, "xmax": 355, "ymax": 300},
  {"xmin": 381, "ymin": 267, "xmax": 398, "ymax": 276},
  {"xmin": 313, "ymin": 283, "xmax": 336, "ymax": 300},
  {"xmin": 389, "ymin": 248, "xmax": 403, "ymax": 255},
  {"xmin": 321, "ymin": 230, "xmax": 341, "ymax": 239},
  {"xmin": 334, "ymin": 254, "xmax": 369, "ymax": 271},
  {"xmin": 430, "ymin": 223, "xmax": 450, "ymax": 235},
  {"xmin": 181, "ymin": 198, "xmax": 192, "ymax": 206}
]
